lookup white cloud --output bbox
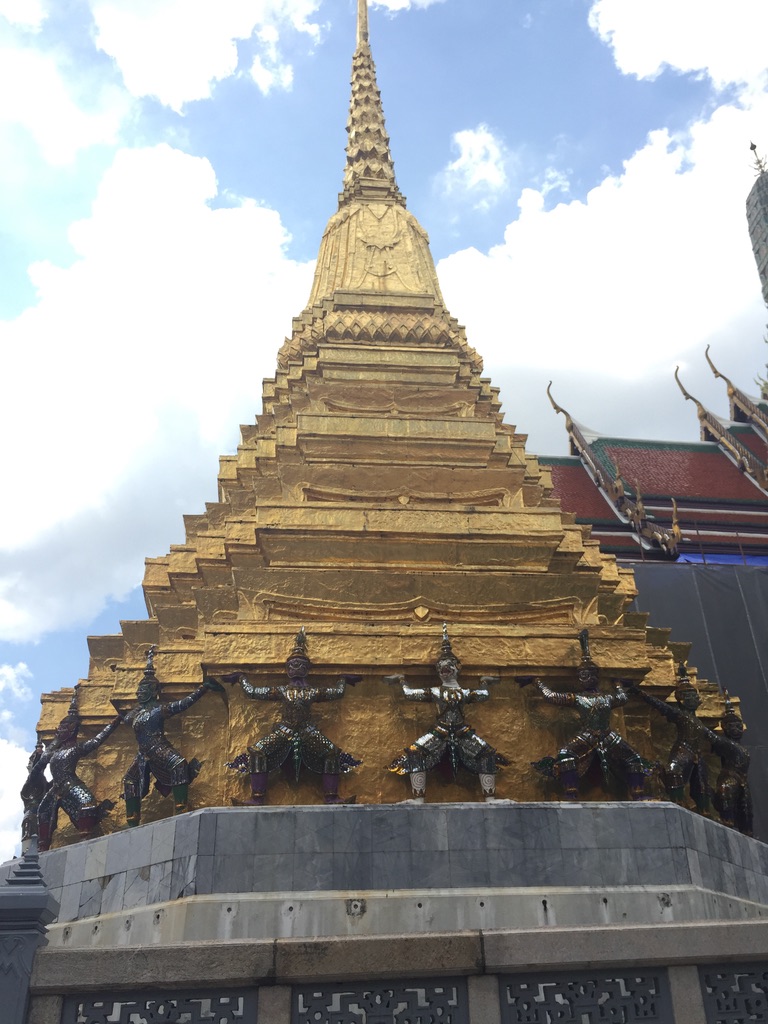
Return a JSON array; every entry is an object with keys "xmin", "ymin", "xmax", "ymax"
[
  {"xmin": 589, "ymin": 0, "xmax": 768, "ymax": 90},
  {"xmin": 251, "ymin": 55, "xmax": 294, "ymax": 93},
  {"xmin": 437, "ymin": 94, "xmax": 768, "ymax": 403},
  {"xmin": 0, "ymin": 737, "xmax": 30, "ymax": 863},
  {"xmin": 0, "ymin": 666, "xmax": 35, "ymax": 860},
  {"xmin": 0, "ymin": 662, "xmax": 33, "ymax": 701},
  {"xmin": 250, "ymin": 23, "xmax": 295, "ymax": 94},
  {"xmin": 439, "ymin": 124, "xmax": 510, "ymax": 211},
  {"xmin": 372, "ymin": 0, "xmax": 444, "ymax": 10},
  {"xmin": 0, "ymin": 44, "xmax": 128, "ymax": 164},
  {"xmin": 0, "ymin": 0, "xmax": 46, "ymax": 29},
  {"xmin": 0, "ymin": 143, "xmax": 314, "ymax": 641},
  {"xmin": 90, "ymin": 0, "xmax": 323, "ymax": 110}
]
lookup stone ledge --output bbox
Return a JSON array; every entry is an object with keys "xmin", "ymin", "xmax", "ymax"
[
  {"xmin": 44, "ymin": 884, "xmax": 768, "ymax": 949},
  {"xmin": 30, "ymin": 920, "xmax": 768, "ymax": 994}
]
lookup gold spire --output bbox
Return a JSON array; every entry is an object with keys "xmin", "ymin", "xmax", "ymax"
[
  {"xmin": 299, "ymin": 1, "xmax": 454, "ymax": 317},
  {"xmin": 357, "ymin": 0, "xmax": 369, "ymax": 45},
  {"xmin": 342, "ymin": 2, "xmax": 402, "ymax": 206}
]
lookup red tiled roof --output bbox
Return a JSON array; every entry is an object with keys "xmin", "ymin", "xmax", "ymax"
[
  {"xmin": 543, "ymin": 460, "xmax": 618, "ymax": 521},
  {"xmin": 729, "ymin": 425, "xmax": 768, "ymax": 463},
  {"xmin": 590, "ymin": 440, "xmax": 765, "ymax": 502}
]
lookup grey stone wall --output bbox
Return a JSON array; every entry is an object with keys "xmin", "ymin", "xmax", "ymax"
[{"xmin": 3, "ymin": 802, "xmax": 768, "ymax": 927}]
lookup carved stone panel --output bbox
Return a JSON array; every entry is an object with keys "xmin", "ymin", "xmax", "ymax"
[
  {"xmin": 699, "ymin": 965, "xmax": 768, "ymax": 1024},
  {"xmin": 293, "ymin": 978, "xmax": 469, "ymax": 1023},
  {"xmin": 499, "ymin": 970, "xmax": 673, "ymax": 1024},
  {"xmin": 62, "ymin": 990, "xmax": 257, "ymax": 1024}
]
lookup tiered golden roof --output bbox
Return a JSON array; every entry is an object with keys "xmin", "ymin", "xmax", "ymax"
[{"xmin": 37, "ymin": 0, "xmax": 723, "ymax": 835}]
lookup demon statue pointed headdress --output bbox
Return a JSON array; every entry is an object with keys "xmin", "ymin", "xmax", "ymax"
[
  {"xmin": 286, "ymin": 626, "xmax": 311, "ymax": 666},
  {"xmin": 721, "ymin": 689, "xmax": 744, "ymax": 731},
  {"xmin": 435, "ymin": 622, "xmax": 461, "ymax": 671},
  {"xmin": 576, "ymin": 628, "xmax": 599, "ymax": 690},
  {"xmin": 674, "ymin": 661, "xmax": 698, "ymax": 702}
]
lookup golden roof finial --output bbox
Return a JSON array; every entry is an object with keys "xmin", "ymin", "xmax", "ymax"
[
  {"xmin": 671, "ymin": 497, "xmax": 682, "ymax": 544},
  {"xmin": 613, "ymin": 458, "xmax": 624, "ymax": 498},
  {"xmin": 705, "ymin": 344, "xmax": 724, "ymax": 382},
  {"xmin": 634, "ymin": 479, "xmax": 645, "ymax": 519},
  {"xmin": 674, "ymin": 365, "xmax": 702, "ymax": 408},
  {"xmin": 546, "ymin": 382, "xmax": 574, "ymax": 430}
]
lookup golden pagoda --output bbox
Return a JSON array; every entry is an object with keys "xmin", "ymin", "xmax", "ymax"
[{"xmin": 36, "ymin": 0, "xmax": 725, "ymax": 839}]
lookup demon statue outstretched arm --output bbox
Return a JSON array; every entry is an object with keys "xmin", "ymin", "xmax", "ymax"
[
  {"xmin": 20, "ymin": 737, "xmax": 50, "ymax": 852},
  {"xmin": 121, "ymin": 647, "xmax": 224, "ymax": 827},
  {"xmin": 36, "ymin": 689, "xmax": 122, "ymax": 851},
  {"xmin": 522, "ymin": 629, "xmax": 651, "ymax": 802},
  {"xmin": 385, "ymin": 623, "xmax": 508, "ymax": 802},
  {"xmin": 628, "ymin": 662, "xmax": 711, "ymax": 812},
  {"xmin": 220, "ymin": 628, "xmax": 361, "ymax": 806},
  {"xmin": 710, "ymin": 692, "xmax": 752, "ymax": 835}
]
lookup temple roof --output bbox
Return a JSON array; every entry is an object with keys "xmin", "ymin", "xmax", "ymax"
[
  {"xmin": 588, "ymin": 437, "xmax": 765, "ymax": 503},
  {"xmin": 544, "ymin": 359, "xmax": 768, "ymax": 562}
]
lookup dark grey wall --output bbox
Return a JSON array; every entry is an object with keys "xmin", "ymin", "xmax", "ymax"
[{"xmin": 631, "ymin": 564, "xmax": 768, "ymax": 841}]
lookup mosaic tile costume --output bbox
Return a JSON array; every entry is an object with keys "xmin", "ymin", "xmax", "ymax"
[
  {"xmin": 386, "ymin": 624, "xmax": 508, "ymax": 801},
  {"xmin": 224, "ymin": 628, "xmax": 361, "ymax": 805},
  {"xmin": 711, "ymin": 692, "xmax": 752, "ymax": 835},
  {"xmin": 121, "ymin": 647, "xmax": 224, "ymax": 826},
  {"xmin": 630, "ymin": 662, "xmax": 711, "ymax": 813},
  {"xmin": 525, "ymin": 629, "xmax": 652, "ymax": 801},
  {"xmin": 36, "ymin": 689, "xmax": 121, "ymax": 850}
]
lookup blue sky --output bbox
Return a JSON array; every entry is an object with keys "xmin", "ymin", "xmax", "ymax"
[{"xmin": 1, "ymin": 0, "xmax": 768, "ymax": 857}]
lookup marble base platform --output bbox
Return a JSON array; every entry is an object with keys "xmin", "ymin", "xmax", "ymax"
[{"xmin": 4, "ymin": 801, "xmax": 768, "ymax": 946}]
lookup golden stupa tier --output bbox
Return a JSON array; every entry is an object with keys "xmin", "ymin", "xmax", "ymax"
[
  {"xmin": 35, "ymin": 321, "xmax": 718, "ymax": 828},
  {"xmin": 34, "ymin": 0, "xmax": 738, "ymax": 843}
]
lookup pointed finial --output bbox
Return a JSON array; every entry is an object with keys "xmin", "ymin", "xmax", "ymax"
[
  {"xmin": 341, "ymin": 0, "xmax": 401, "ymax": 205},
  {"xmin": 634, "ymin": 479, "xmax": 645, "ymax": 517},
  {"xmin": 436, "ymin": 622, "xmax": 460, "ymax": 668},
  {"xmin": 751, "ymin": 141, "xmax": 767, "ymax": 175},
  {"xmin": 671, "ymin": 497, "xmax": 682, "ymax": 543},
  {"xmin": 705, "ymin": 344, "xmax": 737, "ymax": 399},
  {"xmin": 287, "ymin": 626, "xmax": 310, "ymax": 663},
  {"xmin": 67, "ymin": 686, "xmax": 79, "ymax": 716},
  {"xmin": 674, "ymin": 366, "xmax": 698, "ymax": 405},
  {"xmin": 613, "ymin": 458, "xmax": 625, "ymax": 497},
  {"xmin": 358, "ymin": 0, "xmax": 369, "ymax": 45},
  {"xmin": 705, "ymin": 344, "xmax": 724, "ymax": 381},
  {"xmin": 546, "ymin": 382, "xmax": 574, "ymax": 431},
  {"xmin": 578, "ymin": 628, "xmax": 591, "ymax": 662},
  {"xmin": 145, "ymin": 645, "xmax": 157, "ymax": 673},
  {"xmin": 721, "ymin": 688, "xmax": 744, "ymax": 730},
  {"xmin": 675, "ymin": 661, "xmax": 698, "ymax": 701}
]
